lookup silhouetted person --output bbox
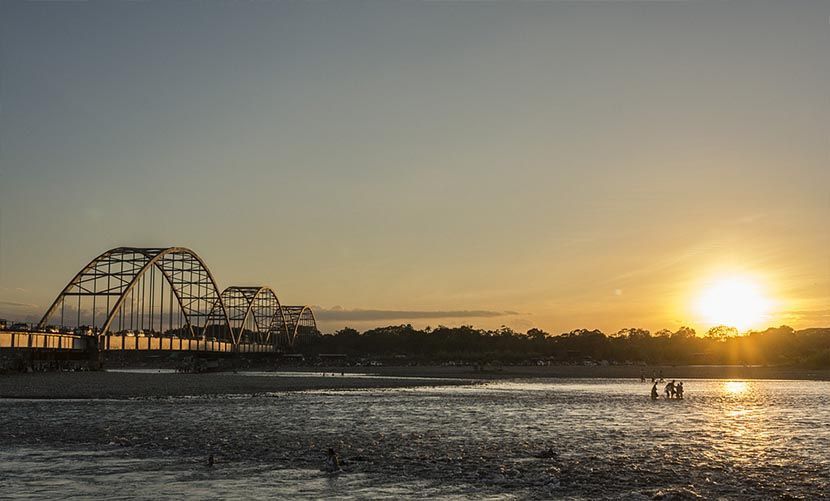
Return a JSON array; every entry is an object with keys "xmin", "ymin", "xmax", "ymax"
[
  {"xmin": 325, "ymin": 448, "xmax": 340, "ymax": 472},
  {"xmin": 676, "ymin": 381, "xmax": 684, "ymax": 399},
  {"xmin": 664, "ymin": 380, "xmax": 674, "ymax": 399},
  {"xmin": 538, "ymin": 446, "xmax": 558, "ymax": 459},
  {"xmin": 208, "ymin": 454, "xmax": 215, "ymax": 467},
  {"xmin": 651, "ymin": 382, "xmax": 659, "ymax": 400}
]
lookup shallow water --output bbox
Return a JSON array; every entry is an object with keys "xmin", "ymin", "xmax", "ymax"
[
  {"xmin": 1, "ymin": 378, "xmax": 828, "ymax": 499},
  {"xmin": 108, "ymin": 368, "xmax": 466, "ymax": 381}
]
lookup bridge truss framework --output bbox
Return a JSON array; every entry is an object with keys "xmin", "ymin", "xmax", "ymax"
[{"xmin": 37, "ymin": 247, "xmax": 318, "ymax": 351}]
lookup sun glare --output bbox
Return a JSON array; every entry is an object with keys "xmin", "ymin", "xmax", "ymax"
[
  {"xmin": 723, "ymin": 381, "xmax": 749, "ymax": 395},
  {"xmin": 695, "ymin": 276, "xmax": 771, "ymax": 331}
]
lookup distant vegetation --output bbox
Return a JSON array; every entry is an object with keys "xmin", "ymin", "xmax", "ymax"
[{"xmin": 298, "ymin": 325, "xmax": 830, "ymax": 368}]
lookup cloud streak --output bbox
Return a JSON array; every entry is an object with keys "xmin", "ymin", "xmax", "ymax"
[
  {"xmin": 314, "ymin": 308, "xmax": 520, "ymax": 322},
  {"xmin": 0, "ymin": 300, "xmax": 39, "ymax": 308},
  {"xmin": 783, "ymin": 309, "xmax": 830, "ymax": 323}
]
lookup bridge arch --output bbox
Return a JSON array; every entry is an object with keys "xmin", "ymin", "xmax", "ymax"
[
  {"xmin": 210, "ymin": 286, "xmax": 289, "ymax": 346},
  {"xmin": 38, "ymin": 247, "xmax": 232, "ymax": 342},
  {"xmin": 282, "ymin": 306, "xmax": 318, "ymax": 347}
]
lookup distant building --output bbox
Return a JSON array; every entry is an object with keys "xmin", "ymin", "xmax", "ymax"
[{"xmin": 0, "ymin": 319, "xmax": 7, "ymax": 330}]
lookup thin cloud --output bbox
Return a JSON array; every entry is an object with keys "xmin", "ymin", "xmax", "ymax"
[
  {"xmin": 0, "ymin": 300, "xmax": 38, "ymax": 308},
  {"xmin": 314, "ymin": 308, "xmax": 520, "ymax": 322},
  {"xmin": 783, "ymin": 309, "xmax": 830, "ymax": 323}
]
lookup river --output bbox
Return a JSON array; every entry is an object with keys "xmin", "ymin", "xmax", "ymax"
[{"xmin": 1, "ymin": 378, "xmax": 828, "ymax": 499}]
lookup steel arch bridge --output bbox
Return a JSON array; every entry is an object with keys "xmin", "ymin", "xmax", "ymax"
[
  {"xmin": 282, "ymin": 306, "xmax": 318, "ymax": 347},
  {"xmin": 34, "ymin": 246, "xmax": 319, "ymax": 353},
  {"xmin": 209, "ymin": 286, "xmax": 289, "ymax": 346}
]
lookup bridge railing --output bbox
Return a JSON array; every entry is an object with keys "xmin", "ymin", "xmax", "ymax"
[
  {"xmin": 0, "ymin": 331, "xmax": 86, "ymax": 351},
  {"xmin": 3, "ymin": 332, "xmax": 282, "ymax": 354},
  {"xmin": 100, "ymin": 334, "xmax": 274, "ymax": 353},
  {"xmin": 103, "ymin": 335, "xmax": 235, "ymax": 353}
]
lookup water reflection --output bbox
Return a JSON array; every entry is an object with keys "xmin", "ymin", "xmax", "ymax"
[
  {"xmin": 723, "ymin": 380, "xmax": 749, "ymax": 395},
  {"xmin": 1, "ymin": 378, "xmax": 829, "ymax": 499}
]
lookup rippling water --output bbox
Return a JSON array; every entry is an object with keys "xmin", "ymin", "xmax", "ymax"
[{"xmin": 2, "ymin": 378, "xmax": 829, "ymax": 499}]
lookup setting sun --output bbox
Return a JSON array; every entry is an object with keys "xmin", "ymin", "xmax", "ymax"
[{"xmin": 695, "ymin": 277, "xmax": 771, "ymax": 332}]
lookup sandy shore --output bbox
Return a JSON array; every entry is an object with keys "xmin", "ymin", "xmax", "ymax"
[{"xmin": 0, "ymin": 371, "xmax": 476, "ymax": 399}]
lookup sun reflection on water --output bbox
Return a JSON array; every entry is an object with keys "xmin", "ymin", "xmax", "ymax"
[{"xmin": 723, "ymin": 381, "xmax": 749, "ymax": 395}]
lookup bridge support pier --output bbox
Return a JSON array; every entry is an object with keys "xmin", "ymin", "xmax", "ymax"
[{"xmin": 88, "ymin": 336, "xmax": 103, "ymax": 370}]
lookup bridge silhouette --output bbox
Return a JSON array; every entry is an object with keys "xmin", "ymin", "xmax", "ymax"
[{"xmin": 0, "ymin": 247, "xmax": 318, "ymax": 359}]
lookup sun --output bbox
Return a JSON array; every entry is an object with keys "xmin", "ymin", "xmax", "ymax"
[{"xmin": 695, "ymin": 276, "xmax": 771, "ymax": 331}]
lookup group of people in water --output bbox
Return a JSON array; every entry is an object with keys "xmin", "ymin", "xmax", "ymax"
[
  {"xmin": 651, "ymin": 379, "xmax": 684, "ymax": 400},
  {"xmin": 641, "ymin": 370, "xmax": 686, "ymax": 400}
]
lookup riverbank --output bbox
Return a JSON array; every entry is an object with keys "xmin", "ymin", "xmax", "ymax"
[{"xmin": 0, "ymin": 371, "xmax": 476, "ymax": 399}]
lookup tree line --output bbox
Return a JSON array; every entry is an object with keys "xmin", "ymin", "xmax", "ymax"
[{"xmin": 297, "ymin": 324, "xmax": 830, "ymax": 368}]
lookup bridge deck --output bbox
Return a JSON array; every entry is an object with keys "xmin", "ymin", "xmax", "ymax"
[
  {"xmin": 0, "ymin": 331, "xmax": 84, "ymax": 351},
  {"xmin": 0, "ymin": 331, "xmax": 277, "ymax": 353}
]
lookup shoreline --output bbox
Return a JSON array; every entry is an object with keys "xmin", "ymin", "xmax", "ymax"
[
  {"xmin": 0, "ymin": 371, "xmax": 477, "ymax": 400},
  {"xmin": 343, "ymin": 364, "xmax": 830, "ymax": 381},
  {"xmin": 2, "ymin": 364, "xmax": 829, "ymax": 400}
]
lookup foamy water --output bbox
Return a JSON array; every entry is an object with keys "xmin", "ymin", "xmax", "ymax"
[{"xmin": 1, "ymin": 379, "xmax": 828, "ymax": 499}]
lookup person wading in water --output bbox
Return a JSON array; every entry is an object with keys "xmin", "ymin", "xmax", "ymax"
[
  {"xmin": 664, "ymin": 380, "xmax": 676, "ymax": 399},
  {"xmin": 325, "ymin": 448, "xmax": 341, "ymax": 473}
]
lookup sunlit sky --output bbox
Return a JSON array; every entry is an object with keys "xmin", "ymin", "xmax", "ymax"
[{"xmin": 1, "ymin": 1, "xmax": 828, "ymax": 334}]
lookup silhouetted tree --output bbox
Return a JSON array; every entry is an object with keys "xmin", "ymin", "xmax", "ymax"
[
  {"xmin": 295, "ymin": 324, "xmax": 830, "ymax": 368},
  {"xmin": 672, "ymin": 326, "xmax": 696, "ymax": 339},
  {"xmin": 654, "ymin": 329, "xmax": 673, "ymax": 338},
  {"xmin": 527, "ymin": 328, "xmax": 548, "ymax": 340},
  {"xmin": 615, "ymin": 328, "xmax": 651, "ymax": 340},
  {"xmin": 336, "ymin": 327, "xmax": 360, "ymax": 337},
  {"xmin": 706, "ymin": 325, "xmax": 739, "ymax": 341}
]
